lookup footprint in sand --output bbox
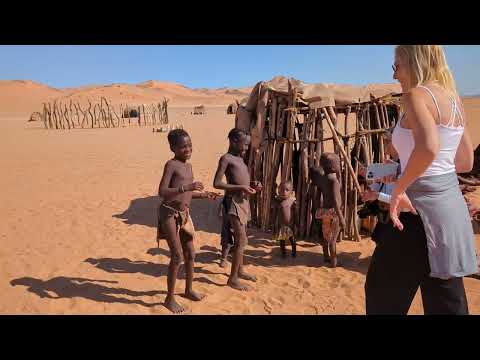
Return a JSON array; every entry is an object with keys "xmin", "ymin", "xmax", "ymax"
[
  {"xmin": 267, "ymin": 296, "xmax": 285, "ymax": 306},
  {"xmin": 296, "ymin": 277, "xmax": 312, "ymax": 289},
  {"xmin": 263, "ymin": 301, "xmax": 273, "ymax": 314},
  {"xmin": 261, "ymin": 275, "xmax": 271, "ymax": 285},
  {"xmin": 303, "ymin": 305, "xmax": 319, "ymax": 315},
  {"xmin": 279, "ymin": 281, "xmax": 296, "ymax": 290}
]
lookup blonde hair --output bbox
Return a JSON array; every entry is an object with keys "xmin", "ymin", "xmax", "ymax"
[{"xmin": 395, "ymin": 45, "xmax": 458, "ymax": 96}]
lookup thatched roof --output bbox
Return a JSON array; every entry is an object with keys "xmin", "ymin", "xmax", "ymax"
[
  {"xmin": 259, "ymin": 76, "xmax": 401, "ymax": 107},
  {"xmin": 235, "ymin": 76, "xmax": 402, "ymax": 149}
]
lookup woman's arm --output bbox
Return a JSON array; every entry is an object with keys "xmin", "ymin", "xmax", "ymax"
[
  {"xmin": 454, "ymin": 95, "xmax": 474, "ymax": 173},
  {"xmin": 394, "ymin": 89, "xmax": 440, "ymax": 194},
  {"xmin": 455, "ymin": 124, "xmax": 474, "ymax": 173}
]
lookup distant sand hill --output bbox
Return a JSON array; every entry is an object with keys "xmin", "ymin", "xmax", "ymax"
[{"xmin": 1, "ymin": 76, "xmax": 479, "ymax": 147}]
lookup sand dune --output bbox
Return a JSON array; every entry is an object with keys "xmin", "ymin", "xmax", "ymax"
[
  {"xmin": 1, "ymin": 78, "xmax": 479, "ymax": 314},
  {"xmin": 0, "ymin": 80, "xmax": 62, "ymax": 117}
]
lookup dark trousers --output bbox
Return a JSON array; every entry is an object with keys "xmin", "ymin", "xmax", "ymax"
[{"xmin": 365, "ymin": 212, "xmax": 469, "ymax": 315}]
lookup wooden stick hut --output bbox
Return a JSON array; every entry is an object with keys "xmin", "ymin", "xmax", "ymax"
[{"xmin": 236, "ymin": 78, "xmax": 402, "ymax": 242}]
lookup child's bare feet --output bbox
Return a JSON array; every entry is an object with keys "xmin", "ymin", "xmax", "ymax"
[
  {"xmin": 184, "ymin": 290, "xmax": 205, "ymax": 301},
  {"xmin": 227, "ymin": 278, "xmax": 252, "ymax": 291},
  {"xmin": 219, "ymin": 258, "xmax": 228, "ymax": 268},
  {"xmin": 164, "ymin": 296, "xmax": 185, "ymax": 313},
  {"xmin": 239, "ymin": 271, "xmax": 257, "ymax": 282}
]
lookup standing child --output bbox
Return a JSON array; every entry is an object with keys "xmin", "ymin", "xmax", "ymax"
[
  {"xmin": 272, "ymin": 181, "xmax": 298, "ymax": 258},
  {"xmin": 213, "ymin": 128, "xmax": 262, "ymax": 291},
  {"xmin": 218, "ymin": 134, "xmax": 252, "ymax": 268},
  {"xmin": 157, "ymin": 129, "xmax": 217, "ymax": 313},
  {"xmin": 309, "ymin": 153, "xmax": 346, "ymax": 268}
]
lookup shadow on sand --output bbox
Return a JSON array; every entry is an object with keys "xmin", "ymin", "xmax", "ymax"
[
  {"xmin": 113, "ymin": 195, "xmax": 221, "ymax": 234},
  {"xmin": 10, "ymin": 276, "xmax": 164, "ymax": 307}
]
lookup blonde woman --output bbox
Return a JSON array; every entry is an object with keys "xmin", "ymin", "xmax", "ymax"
[{"xmin": 365, "ymin": 45, "xmax": 477, "ymax": 315}]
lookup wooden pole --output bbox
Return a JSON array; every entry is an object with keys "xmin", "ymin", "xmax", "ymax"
[
  {"xmin": 321, "ymin": 107, "xmax": 362, "ymax": 193},
  {"xmin": 382, "ymin": 103, "xmax": 390, "ymax": 129},
  {"xmin": 262, "ymin": 94, "xmax": 277, "ymax": 230},
  {"xmin": 87, "ymin": 100, "xmax": 94, "ymax": 128},
  {"xmin": 47, "ymin": 103, "xmax": 52, "ymax": 129},
  {"xmin": 298, "ymin": 111, "xmax": 310, "ymax": 238},
  {"xmin": 353, "ymin": 158, "xmax": 361, "ymax": 242},
  {"xmin": 327, "ymin": 106, "xmax": 339, "ymax": 154},
  {"xmin": 350, "ymin": 105, "xmax": 362, "ymax": 242},
  {"xmin": 52, "ymin": 101, "xmax": 57, "ymax": 129},
  {"xmin": 373, "ymin": 103, "xmax": 385, "ymax": 163},
  {"xmin": 343, "ymin": 106, "xmax": 351, "ymax": 239},
  {"xmin": 110, "ymin": 101, "xmax": 121, "ymax": 127},
  {"xmin": 63, "ymin": 104, "xmax": 71, "ymax": 130},
  {"xmin": 56, "ymin": 101, "xmax": 62, "ymax": 129},
  {"xmin": 281, "ymin": 83, "xmax": 296, "ymax": 183},
  {"xmin": 366, "ymin": 106, "xmax": 373, "ymax": 164},
  {"xmin": 165, "ymin": 98, "xmax": 169, "ymax": 124},
  {"xmin": 42, "ymin": 103, "xmax": 48, "ymax": 129}
]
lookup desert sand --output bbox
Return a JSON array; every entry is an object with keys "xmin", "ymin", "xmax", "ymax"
[{"xmin": 1, "ymin": 79, "xmax": 479, "ymax": 314}]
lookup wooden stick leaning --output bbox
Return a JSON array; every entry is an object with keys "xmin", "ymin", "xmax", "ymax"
[
  {"xmin": 343, "ymin": 106, "xmax": 351, "ymax": 239},
  {"xmin": 373, "ymin": 103, "xmax": 385, "ymax": 163},
  {"xmin": 321, "ymin": 107, "xmax": 362, "ymax": 194}
]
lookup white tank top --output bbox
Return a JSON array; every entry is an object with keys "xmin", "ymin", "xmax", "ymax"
[{"xmin": 392, "ymin": 85, "xmax": 465, "ymax": 177}]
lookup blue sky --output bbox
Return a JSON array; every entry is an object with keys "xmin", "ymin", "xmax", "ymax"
[{"xmin": 1, "ymin": 45, "xmax": 479, "ymax": 95}]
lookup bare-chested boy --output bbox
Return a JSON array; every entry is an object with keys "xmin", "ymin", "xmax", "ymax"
[
  {"xmin": 272, "ymin": 181, "xmax": 298, "ymax": 258},
  {"xmin": 218, "ymin": 134, "xmax": 252, "ymax": 268},
  {"xmin": 213, "ymin": 128, "xmax": 262, "ymax": 291},
  {"xmin": 309, "ymin": 153, "xmax": 346, "ymax": 268},
  {"xmin": 157, "ymin": 129, "xmax": 217, "ymax": 313}
]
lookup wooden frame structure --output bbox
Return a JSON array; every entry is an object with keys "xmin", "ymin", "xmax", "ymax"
[
  {"xmin": 39, "ymin": 97, "xmax": 169, "ymax": 130},
  {"xmin": 247, "ymin": 82, "xmax": 402, "ymax": 241}
]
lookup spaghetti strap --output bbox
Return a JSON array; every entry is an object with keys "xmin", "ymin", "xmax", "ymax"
[
  {"xmin": 418, "ymin": 85, "xmax": 441, "ymax": 121},
  {"xmin": 446, "ymin": 97, "xmax": 457, "ymax": 127},
  {"xmin": 452, "ymin": 96, "xmax": 465, "ymax": 127}
]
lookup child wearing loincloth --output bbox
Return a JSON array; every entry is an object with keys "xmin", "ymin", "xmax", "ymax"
[
  {"xmin": 157, "ymin": 129, "xmax": 217, "ymax": 313},
  {"xmin": 309, "ymin": 153, "xmax": 346, "ymax": 268},
  {"xmin": 218, "ymin": 134, "xmax": 253, "ymax": 268},
  {"xmin": 272, "ymin": 181, "xmax": 298, "ymax": 258},
  {"xmin": 213, "ymin": 128, "xmax": 262, "ymax": 291}
]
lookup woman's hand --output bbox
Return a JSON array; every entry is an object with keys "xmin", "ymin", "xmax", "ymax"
[
  {"xmin": 390, "ymin": 187, "xmax": 417, "ymax": 231},
  {"xmin": 361, "ymin": 190, "xmax": 379, "ymax": 202}
]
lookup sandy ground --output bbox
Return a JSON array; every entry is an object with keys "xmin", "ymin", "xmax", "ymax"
[
  {"xmin": 1, "ymin": 79, "xmax": 479, "ymax": 314},
  {"xmin": 0, "ymin": 105, "xmax": 478, "ymax": 315}
]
